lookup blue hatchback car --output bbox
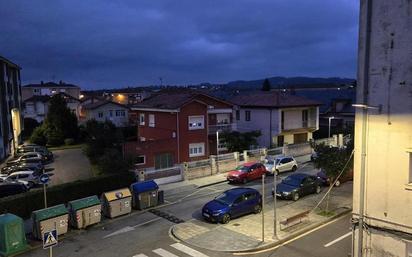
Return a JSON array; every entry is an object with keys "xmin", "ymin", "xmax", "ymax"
[{"xmin": 202, "ymin": 188, "xmax": 262, "ymax": 224}]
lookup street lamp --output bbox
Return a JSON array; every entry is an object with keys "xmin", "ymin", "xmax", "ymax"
[
  {"xmin": 328, "ymin": 116, "xmax": 335, "ymax": 138},
  {"xmin": 352, "ymin": 103, "xmax": 381, "ymax": 257},
  {"xmin": 216, "ymin": 130, "xmax": 219, "ymax": 156}
]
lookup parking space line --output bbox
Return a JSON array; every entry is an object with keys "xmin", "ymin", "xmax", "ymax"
[
  {"xmin": 171, "ymin": 243, "xmax": 209, "ymax": 257},
  {"xmin": 153, "ymin": 248, "xmax": 179, "ymax": 257},
  {"xmin": 133, "ymin": 254, "xmax": 148, "ymax": 257},
  {"xmin": 324, "ymin": 231, "xmax": 351, "ymax": 247}
]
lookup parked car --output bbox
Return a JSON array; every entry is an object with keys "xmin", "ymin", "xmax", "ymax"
[
  {"xmin": 273, "ymin": 173, "xmax": 322, "ymax": 201},
  {"xmin": 8, "ymin": 152, "xmax": 47, "ymax": 165},
  {"xmin": 316, "ymin": 170, "xmax": 353, "ymax": 187},
  {"xmin": 226, "ymin": 162, "xmax": 267, "ymax": 184},
  {"xmin": 0, "ymin": 171, "xmax": 40, "ymax": 188},
  {"xmin": 1, "ymin": 162, "xmax": 44, "ymax": 175},
  {"xmin": 16, "ymin": 146, "xmax": 53, "ymax": 162},
  {"xmin": 6, "ymin": 156, "xmax": 44, "ymax": 167},
  {"xmin": 264, "ymin": 156, "xmax": 298, "ymax": 175},
  {"xmin": 0, "ymin": 182, "xmax": 28, "ymax": 198},
  {"xmin": 202, "ymin": 188, "xmax": 262, "ymax": 224}
]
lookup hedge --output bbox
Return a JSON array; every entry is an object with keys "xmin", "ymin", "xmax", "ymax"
[{"xmin": 0, "ymin": 172, "xmax": 136, "ymax": 219}]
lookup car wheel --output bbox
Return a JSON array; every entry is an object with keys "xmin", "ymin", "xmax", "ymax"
[
  {"xmin": 28, "ymin": 181, "xmax": 35, "ymax": 188},
  {"xmin": 315, "ymin": 185, "xmax": 321, "ymax": 194},
  {"xmin": 334, "ymin": 180, "xmax": 341, "ymax": 187},
  {"xmin": 275, "ymin": 169, "xmax": 280, "ymax": 176},
  {"xmin": 242, "ymin": 178, "xmax": 248, "ymax": 184},
  {"xmin": 292, "ymin": 166, "xmax": 297, "ymax": 172},
  {"xmin": 292, "ymin": 192, "xmax": 300, "ymax": 201},
  {"xmin": 221, "ymin": 214, "xmax": 231, "ymax": 224},
  {"xmin": 253, "ymin": 204, "xmax": 262, "ymax": 214}
]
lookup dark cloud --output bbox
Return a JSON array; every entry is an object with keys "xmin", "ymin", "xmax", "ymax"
[{"xmin": 0, "ymin": 0, "xmax": 358, "ymax": 89}]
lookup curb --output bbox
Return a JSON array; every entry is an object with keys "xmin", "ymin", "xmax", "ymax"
[
  {"xmin": 197, "ymin": 179, "xmax": 227, "ymax": 188},
  {"xmin": 170, "ymin": 207, "xmax": 352, "ymax": 253}
]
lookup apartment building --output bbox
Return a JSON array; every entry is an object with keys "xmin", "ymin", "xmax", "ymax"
[
  {"xmin": 230, "ymin": 91, "xmax": 320, "ymax": 148},
  {"xmin": 22, "ymin": 81, "xmax": 80, "ymax": 101},
  {"xmin": 0, "ymin": 56, "xmax": 23, "ymax": 161},
  {"xmin": 352, "ymin": 0, "xmax": 412, "ymax": 256}
]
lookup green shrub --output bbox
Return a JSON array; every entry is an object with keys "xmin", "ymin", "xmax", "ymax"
[
  {"xmin": 0, "ymin": 172, "xmax": 136, "ymax": 219},
  {"xmin": 97, "ymin": 148, "xmax": 129, "ymax": 174},
  {"xmin": 46, "ymin": 127, "xmax": 65, "ymax": 146},
  {"xmin": 30, "ymin": 126, "xmax": 47, "ymax": 146},
  {"xmin": 64, "ymin": 138, "xmax": 75, "ymax": 145}
]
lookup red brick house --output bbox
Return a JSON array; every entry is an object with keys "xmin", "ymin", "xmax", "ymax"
[{"xmin": 124, "ymin": 91, "xmax": 235, "ymax": 170}]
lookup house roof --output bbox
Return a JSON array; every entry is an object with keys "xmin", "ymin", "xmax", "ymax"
[
  {"xmin": 131, "ymin": 90, "xmax": 232, "ymax": 110},
  {"xmin": 82, "ymin": 100, "xmax": 129, "ymax": 110},
  {"xmin": 0, "ymin": 55, "xmax": 21, "ymax": 69},
  {"xmin": 24, "ymin": 95, "xmax": 51, "ymax": 103},
  {"xmin": 230, "ymin": 91, "xmax": 321, "ymax": 108},
  {"xmin": 56, "ymin": 92, "xmax": 81, "ymax": 102},
  {"xmin": 23, "ymin": 81, "xmax": 80, "ymax": 88}
]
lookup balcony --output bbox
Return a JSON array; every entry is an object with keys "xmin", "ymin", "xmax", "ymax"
[{"xmin": 208, "ymin": 123, "xmax": 234, "ymax": 134}]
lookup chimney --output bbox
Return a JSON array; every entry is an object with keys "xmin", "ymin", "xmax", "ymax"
[{"xmin": 59, "ymin": 80, "xmax": 63, "ymax": 85}]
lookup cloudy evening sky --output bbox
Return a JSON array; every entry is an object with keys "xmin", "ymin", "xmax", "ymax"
[{"xmin": 0, "ymin": 0, "xmax": 359, "ymax": 89}]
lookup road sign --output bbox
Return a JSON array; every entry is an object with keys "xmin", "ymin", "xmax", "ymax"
[
  {"xmin": 43, "ymin": 229, "xmax": 58, "ymax": 249},
  {"xmin": 39, "ymin": 173, "xmax": 50, "ymax": 184}
]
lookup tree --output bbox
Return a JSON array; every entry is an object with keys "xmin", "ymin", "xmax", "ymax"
[
  {"xmin": 30, "ymin": 126, "xmax": 47, "ymax": 146},
  {"xmin": 220, "ymin": 130, "xmax": 262, "ymax": 152},
  {"xmin": 22, "ymin": 118, "xmax": 40, "ymax": 140},
  {"xmin": 262, "ymin": 78, "xmax": 271, "ymax": 91}
]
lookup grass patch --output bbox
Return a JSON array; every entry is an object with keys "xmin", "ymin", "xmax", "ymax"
[
  {"xmin": 48, "ymin": 143, "xmax": 84, "ymax": 151},
  {"xmin": 317, "ymin": 210, "xmax": 336, "ymax": 217},
  {"xmin": 91, "ymin": 164, "xmax": 103, "ymax": 177}
]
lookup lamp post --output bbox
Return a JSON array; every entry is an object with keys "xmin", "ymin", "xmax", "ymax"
[
  {"xmin": 352, "ymin": 103, "xmax": 381, "ymax": 257},
  {"xmin": 216, "ymin": 130, "xmax": 219, "ymax": 156},
  {"xmin": 273, "ymin": 172, "xmax": 278, "ymax": 239},
  {"xmin": 328, "ymin": 116, "xmax": 335, "ymax": 138}
]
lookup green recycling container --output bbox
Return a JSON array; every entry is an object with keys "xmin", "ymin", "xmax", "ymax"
[
  {"xmin": 68, "ymin": 195, "xmax": 101, "ymax": 229},
  {"xmin": 32, "ymin": 204, "xmax": 69, "ymax": 240},
  {"xmin": 0, "ymin": 213, "xmax": 28, "ymax": 257}
]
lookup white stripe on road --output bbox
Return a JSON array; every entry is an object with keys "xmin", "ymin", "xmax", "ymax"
[
  {"xmin": 171, "ymin": 243, "xmax": 209, "ymax": 257},
  {"xmin": 153, "ymin": 248, "xmax": 179, "ymax": 257},
  {"xmin": 132, "ymin": 254, "xmax": 148, "ymax": 257},
  {"xmin": 324, "ymin": 232, "xmax": 352, "ymax": 247}
]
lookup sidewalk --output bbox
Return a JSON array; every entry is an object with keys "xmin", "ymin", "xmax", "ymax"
[{"xmin": 171, "ymin": 182, "xmax": 353, "ymax": 252}]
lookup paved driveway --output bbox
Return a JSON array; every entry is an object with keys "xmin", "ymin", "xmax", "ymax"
[{"xmin": 46, "ymin": 148, "xmax": 93, "ymax": 186}]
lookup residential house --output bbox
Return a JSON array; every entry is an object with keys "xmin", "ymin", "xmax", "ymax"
[
  {"xmin": 0, "ymin": 56, "xmax": 23, "ymax": 161},
  {"xmin": 230, "ymin": 91, "xmax": 321, "ymax": 148},
  {"xmin": 352, "ymin": 0, "xmax": 412, "ymax": 256},
  {"xmin": 81, "ymin": 100, "xmax": 130, "ymax": 127},
  {"xmin": 125, "ymin": 91, "xmax": 235, "ymax": 170},
  {"xmin": 22, "ymin": 81, "xmax": 80, "ymax": 101}
]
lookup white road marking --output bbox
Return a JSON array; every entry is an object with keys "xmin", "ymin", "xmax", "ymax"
[
  {"xmin": 324, "ymin": 231, "xmax": 352, "ymax": 247},
  {"xmin": 171, "ymin": 243, "xmax": 209, "ymax": 257},
  {"xmin": 153, "ymin": 248, "xmax": 179, "ymax": 257},
  {"xmin": 103, "ymin": 217, "xmax": 162, "ymax": 239},
  {"xmin": 132, "ymin": 254, "xmax": 148, "ymax": 257}
]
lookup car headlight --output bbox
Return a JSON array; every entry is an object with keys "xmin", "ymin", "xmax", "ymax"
[{"xmin": 283, "ymin": 191, "xmax": 291, "ymax": 195}]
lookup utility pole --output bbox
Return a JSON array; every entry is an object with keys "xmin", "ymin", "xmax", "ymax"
[
  {"xmin": 261, "ymin": 174, "xmax": 265, "ymax": 242},
  {"xmin": 273, "ymin": 172, "xmax": 278, "ymax": 239}
]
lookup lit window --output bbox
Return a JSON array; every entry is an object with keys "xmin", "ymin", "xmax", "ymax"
[
  {"xmin": 188, "ymin": 116, "xmax": 204, "ymax": 130},
  {"xmin": 149, "ymin": 114, "xmax": 155, "ymax": 127},
  {"xmin": 189, "ymin": 143, "xmax": 205, "ymax": 157},
  {"xmin": 139, "ymin": 113, "xmax": 145, "ymax": 125}
]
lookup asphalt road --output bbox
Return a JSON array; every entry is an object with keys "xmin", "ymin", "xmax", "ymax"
[{"xmin": 20, "ymin": 163, "xmax": 351, "ymax": 257}]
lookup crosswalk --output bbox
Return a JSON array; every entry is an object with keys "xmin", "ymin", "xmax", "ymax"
[{"xmin": 132, "ymin": 243, "xmax": 210, "ymax": 257}]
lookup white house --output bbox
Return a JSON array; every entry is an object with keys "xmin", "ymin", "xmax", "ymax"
[
  {"xmin": 81, "ymin": 100, "xmax": 129, "ymax": 127},
  {"xmin": 352, "ymin": 0, "xmax": 412, "ymax": 256},
  {"xmin": 231, "ymin": 91, "xmax": 320, "ymax": 148}
]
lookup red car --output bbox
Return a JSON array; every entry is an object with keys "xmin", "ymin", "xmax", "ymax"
[{"xmin": 226, "ymin": 162, "xmax": 267, "ymax": 184}]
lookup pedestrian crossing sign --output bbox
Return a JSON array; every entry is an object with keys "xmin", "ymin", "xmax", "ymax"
[{"xmin": 43, "ymin": 229, "xmax": 58, "ymax": 249}]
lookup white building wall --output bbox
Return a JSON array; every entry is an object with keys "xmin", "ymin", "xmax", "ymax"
[
  {"xmin": 353, "ymin": 0, "xmax": 412, "ymax": 256},
  {"xmin": 86, "ymin": 103, "xmax": 129, "ymax": 127}
]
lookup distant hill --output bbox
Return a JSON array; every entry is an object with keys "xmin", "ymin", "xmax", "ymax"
[{"xmin": 226, "ymin": 76, "xmax": 355, "ymax": 90}]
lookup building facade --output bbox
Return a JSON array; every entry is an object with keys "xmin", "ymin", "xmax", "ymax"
[
  {"xmin": 125, "ymin": 91, "xmax": 235, "ymax": 170},
  {"xmin": 81, "ymin": 101, "xmax": 129, "ymax": 127},
  {"xmin": 231, "ymin": 92, "xmax": 320, "ymax": 148},
  {"xmin": 22, "ymin": 81, "xmax": 80, "ymax": 101},
  {"xmin": 352, "ymin": 1, "xmax": 412, "ymax": 256},
  {"xmin": 0, "ymin": 56, "xmax": 23, "ymax": 161}
]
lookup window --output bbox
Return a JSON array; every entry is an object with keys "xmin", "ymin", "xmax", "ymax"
[
  {"xmin": 236, "ymin": 110, "xmax": 240, "ymax": 120},
  {"xmin": 245, "ymin": 111, "xmax": 251, "ymax": 121},
  {"xmin": 155, "ymin": 153, "xmax": 173, "ymax": 169},
  {"xmin": 139, "ymin": 113, "xmax": 145, "ymax": 125},
  {"xmin": 188, "ymin": 116, "xmax": 204, "ymax": 130},
  {"xmin": 281, "ymin": 111, "xmax": 285, "ymax": 130},
  {"xmin": 109, "ymin": 110, "xmax": 113, "ymax": 117},
  {"xmin": 116, "ymin": 110, "xmax": 125, "ymax": 117},
  {"xmin": 244, "ymin": 192, "xmax": 256, "ymax": 201},
  {"xmin": 189, "ymin": 143, "xmax": 205, "ymax": 157},
  {"xmin": 302, "ymin": 110, "xmax": 308, "ymax": 127},
  {"xmin": 98, "ymin": 112, "xmax": 103, "ymax": 118},
  {"xmin": 149, "ymin": 114, "xmax": 155, "ymax": 127},
  {"xmin": 135, "ymin": 155, "xmax": 145, "ymax": 165}
]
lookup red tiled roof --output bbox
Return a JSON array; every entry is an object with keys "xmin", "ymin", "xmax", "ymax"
[{"xmin": 230, "ymin": 91, "xmax": 321, "ymax": 108}]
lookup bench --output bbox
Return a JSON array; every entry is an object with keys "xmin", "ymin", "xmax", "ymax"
[{"xmin": 280, "ymin": 210, "xmax": 310, "ymax": 230}]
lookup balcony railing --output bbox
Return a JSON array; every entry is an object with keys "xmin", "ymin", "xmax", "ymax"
[{"xmin": 208, "ymin": 123, "xmax": 234, "ymax": 134}]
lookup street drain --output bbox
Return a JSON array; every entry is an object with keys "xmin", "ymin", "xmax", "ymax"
[
  {"xmin": 149, "ymin": 209, "xmax": 185, "ymax": 224},
  {"xmin": 232, "ymin": 223, "xmax": 241, "ymax": 226}
]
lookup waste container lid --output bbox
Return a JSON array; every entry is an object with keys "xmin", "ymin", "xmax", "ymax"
[
  {"xmin": 0, "ymin": 213, "xmax": 23, "ymax": 227},
  {"xmin": 103, "ymin": 188, "xmax": 131, "ymax": 202},
  {"xmin": 131, "ymin": 180, "xmax": 159, "ymax": 194},
  {"xmin": 32, "ymin": 204, "xmax": 68, "ymax": 222},
  {"xmin": 68, "ymin": 195, "xmax": 101, "ymax": 211}
]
